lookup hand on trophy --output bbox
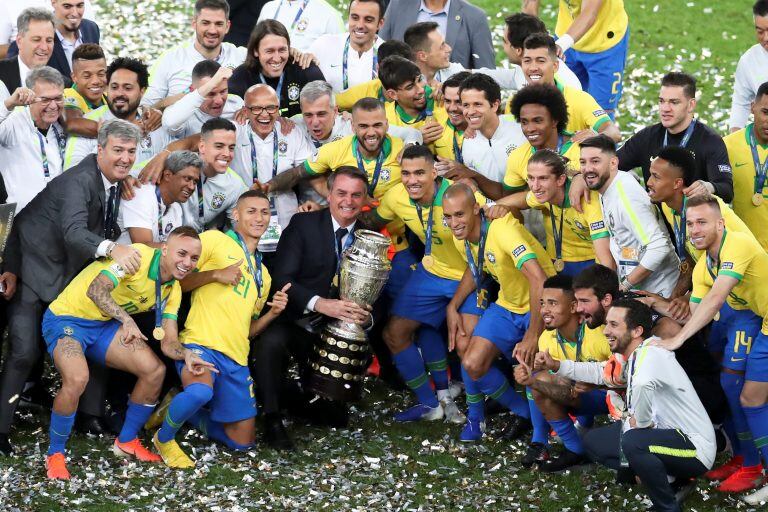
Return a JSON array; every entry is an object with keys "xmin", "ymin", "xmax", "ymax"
[{"xmin": 315, "ymin": 298, "xmax": 370, "ymax": 325}]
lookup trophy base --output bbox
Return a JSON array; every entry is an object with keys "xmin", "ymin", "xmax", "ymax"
[{"xmin": 306, "ymin": 325, "xmax": 371, "ymax": 402}]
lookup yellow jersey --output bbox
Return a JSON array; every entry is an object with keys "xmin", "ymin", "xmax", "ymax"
[
  {"xmin": 724, "ymin": 124, "xmax": 768, "ymax": 251},
  {"xmin": 433, "ymin": 120, "xmax": 464, "ymax": 162},
  {"xmin": 526, "ymin": 180, "xmax": 609, "ymax": 262},
  {"xmin": 454, "ymin": 213, "xmax": 556, "ymax": 313},
  {"xmin": 376, "ymin": 177, "xmax": 485, "ymax": 280},
  {"xmin": 556, "ymin": 0, "xmax": 629, "ymax": 54},
  {"xmin": 691, "ymin": 230, "xmax": 768, "ymax": 330},
  {"xmin": 384, "ymin": 87, "xmax": 449, "ymax": 132},
  {"xmin": 538, "ymin": 323, "xmax": 612, "ymax": 362},
  {"xmin": 504, "ymin": 139, "xmax": 581, "ymax": 192},
  {"xmin": 181, "ymin": 230, "xmax": 271, "ymax": 366},
  {"xmin": 63, "ymin": 86, "xmax": 106, "ymax": 114},
  {"xmin": 661, "ymin": 195, "xmax": 756, "ymax": 263},
  {"xmin": 335, "ymin": 78, "xmax": 385, "ymax": 112},
  {"xmin": 49, "ymin": 244, "xmax": 181, "ymax": 322}
]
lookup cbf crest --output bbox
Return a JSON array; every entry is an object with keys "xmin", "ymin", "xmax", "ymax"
[
  {"xmin": 486, "ymin": 251, "xmax": 496, "ymax": 264},
  {"xmin": 380, "ymin": 168, "xmax": 391, "ymax": 182},
  {"xmin": 211, "ymin": 192, "xmax": 226, "ymax": 210},
  {"xmin": 278, "ymin": 140, "xmax": 288, "ymax": 154},
  {"xmin": 296, "ymin": 19, "xmax": 308, "ymax": 32},
  {"xmin": 288, "ymin": 84, "xmax": 300, "ymax": 101}
]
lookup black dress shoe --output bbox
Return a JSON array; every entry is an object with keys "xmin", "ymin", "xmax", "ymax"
[
  {"xmin": 306, "ymin": 398, "xmax": 349, "ymax": 428},
  {"xmin": 521, "ymin": 442, "xmax": 549, "ymax": 468},
  {"xmin": 263, "ymin": 413, "xmax": 294, "ymax": 451},
  {"xmin": 74, "ymin": 413, "xmax": 109, "ymax": 435},
  {"xmin": 495, "ymin": 415, "xmax": 532, "ymax": 441},
  {"xmin": 539, "ymin": 448, "xmax": 587, "ymax": 473},
  {"xmin": 0, "ymin": 434, "xmax": 14, "ymax": 456}
]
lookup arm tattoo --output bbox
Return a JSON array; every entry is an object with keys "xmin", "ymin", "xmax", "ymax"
[
  {"xmin": 531, "ymin": 376, "xmax": 575, "ymax": 405},
  {"xmin": 161, "ymin": 337, "xmax": 186, "ymax": 361},
  {"xmin": 269, "ymin": 165, "xmax": 308, "ymax": 192},
  {"xmin": 86, "ymin": 274, "xmax": 131, "ymax": 323},
  {"xmin": 357, "ymin": 209, "xmax": 388, "ymax": 230}
]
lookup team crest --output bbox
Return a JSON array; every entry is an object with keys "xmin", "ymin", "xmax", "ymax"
[
  {"xmin": 486, "ymin": 251, "xmax": 496, "ymax": 263},
  {"xmin": 164, "ymin": 223, "xmax": 173, "ymax": 235},
  {"xmin": 139, "ymin": 296, "xmax": 148, "ymax": 304},
  {"xmin": 380, "ymin": 168, "xmax": 391, "ymax": 181},
  {"xmin": 296, "ymin": 19, "xmax": 308, "ymax": 32},
  {"xmin": 574, "ymin": 220, "xmax": 585, "ymax": 230},
  {"xmin": 211, "ymin": 192, "xmax": 226, "ymax": 210},
  {"xmin": 142, "ymin": 134, "xmax": 152, "ymax": 148},
  {"xmin": 288, "ymin": 84, "xmax": 300, "ymax": 101},
  {"xmin": 505, "ymin": 144, "xmax": 516, "ymax": 155},
  {"xmin": 278, "ymin": 140, "xmax": 288, "ymax": 154},
  {"xmin": 63, "ymin": 326, "xmax": 74, "ymax": 336}
]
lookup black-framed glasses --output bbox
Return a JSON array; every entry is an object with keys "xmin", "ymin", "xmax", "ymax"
[{"xmin": 246, "ymin": 105, "xmax": 279, "ymax": 115}]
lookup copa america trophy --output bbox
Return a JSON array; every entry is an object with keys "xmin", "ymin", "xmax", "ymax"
[{"xmin": 307, "ymin": 229, "xmax": 391, "ymax": 402}]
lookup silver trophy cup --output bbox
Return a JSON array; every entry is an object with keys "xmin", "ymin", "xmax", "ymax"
[{"xmin": 308, "ymin": 229, "xmax": 391, "ymax": 401}]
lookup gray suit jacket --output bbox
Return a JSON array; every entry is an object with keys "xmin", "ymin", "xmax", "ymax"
[
  {"xmin": 5, "ymin": 154, "xmax": 121, "ymax": 302},
  {"xmin": 379, "ymin": 0, "xmax": 495, "ymax": 69}
]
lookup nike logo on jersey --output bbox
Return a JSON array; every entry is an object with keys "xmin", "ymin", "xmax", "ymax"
[
  {"xmin": 734, "ymin": 162, "xmax": 747, "ymax": 167},
  {"xmin": 126, "ymin": 284, "xmax": 139, "ymax": 292}
]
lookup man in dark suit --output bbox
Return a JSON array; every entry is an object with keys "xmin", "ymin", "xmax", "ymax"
[
  {"xmin": 0, "ymin": 8, "xmax": 55, "ymax": 91},
  {"xmin": 8, "ymin": 2, "xmax": 100, "ymax": 88},
  {"xmin": 252, "ymin": 166, "xmax": 372, "ymax": 450},
  {"xmin": 0, "ymin": 119, "xmax": 144, "ymax": 455},
  {"xmin": 379, "ymin": 0, "xmax": 495, "ymax": 69}
]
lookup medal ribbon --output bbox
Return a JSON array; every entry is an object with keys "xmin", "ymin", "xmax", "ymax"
[
  {"xmin": 556, "ymin": 322, "xmax": 585, "ymax": 362},
  {"xmin": 464, "ymin": 210, "xmax": 488, "ymax": 302},
  {"xmin": 672, "ymin": 196, "xmax": 687, "ymax": 262},
  {"xmin": 155, "ymin": 186, "xmax": 166, "ymax": 240},
  {"xmin": 663, "ymin": 118, "xmax": 696, "ymax": 148},
  {"xmin": 342, "ymin": 35, "xmax": 378, "ymax": 90},
  {"xmin": 249, "ymin": 128, "xmax": 280, "ymax": 213},
  {"xmin": 549, "ymin": 196, "xmax": 566, "ymax": 264},
  {"xmin": 748, "ymin": 124, "xmax": 768, "ymax": 198},
  {"xmin": 154, "ymin": 277, "xmax": 171, "ymax": 334},
  {"xmin": 354, "ymin": 137, "xmax": 385, "ymax": 196},
  {"xmin": 415, "ymin": 179, "xmax": 440, "ymax": 261},
  {"xmin": 233, "ymin": 230, "xmax": 264, "ymax": 298},
  {"xmin": 196, "ymin": 177, "xmax": 205, "ymax": 225},
  {"xmin": 259, "ymin": 72, "xmax": 285, "ymax": 100},
  {"xmin": 36, "ymin": 125, "xmax": 64, "ymax": 178},
  {"xmin": 451, "ymin": 123, "xmax": 464, "ymax": 164},
  {"xmin": 273, "ymin": 0, "xmax": 309, "ymax": 29}
]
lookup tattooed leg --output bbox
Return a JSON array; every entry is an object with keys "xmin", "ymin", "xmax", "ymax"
[{"xmin": 51, "ymin": 337, "xmax": 90, "ymax": 416}]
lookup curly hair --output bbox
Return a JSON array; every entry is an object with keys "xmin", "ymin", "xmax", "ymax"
[{"xmin": 510, "ymin": 84, "xmax": 569, "ymax": 134}]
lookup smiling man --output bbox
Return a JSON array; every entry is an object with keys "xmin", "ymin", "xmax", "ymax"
[
  {"xmin": 0, "ymin": 8, "xmax": 55, "ymax": 91},
  {"xmin": 729, "ymin": 1, "xmax": 768, "ymax": 132}
]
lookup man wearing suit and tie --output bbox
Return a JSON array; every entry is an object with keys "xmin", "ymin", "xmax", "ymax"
[
  {"xmin": 7, "ymin": 2, "xmax": 100, "ymax": 88},
  {"xmin": 0, "ymin": 120, "xmax": 143, "ymax": 455},
  {"xmin": 0, "ymin": 8, "xmax": 55, "ymax": 92},
  {"xmin": 252, "ymin": 166, "xmax": 372, "ymax": 451},
  {"xmin": 379, "ymin": 0, "xmax": 495, "ymax": 69}
]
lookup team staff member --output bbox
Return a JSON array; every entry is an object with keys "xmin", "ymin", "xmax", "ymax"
[{"xmin": 728, "ymin": 1, "xmax": 768, "ymax": 133}]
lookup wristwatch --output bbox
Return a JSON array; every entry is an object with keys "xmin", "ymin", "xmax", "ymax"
[
  {"xmin": 619, "ymin": 275, "xmax": 632, "ymax": 292},
  {"xmin": 106, "ymin": 242, "xmax": 117, "ymax": 257}
]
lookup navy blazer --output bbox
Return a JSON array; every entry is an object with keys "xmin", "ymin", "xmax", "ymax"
[{"xmin": 7, "ymin": 19, "xmax": 100, "ymax": 86}]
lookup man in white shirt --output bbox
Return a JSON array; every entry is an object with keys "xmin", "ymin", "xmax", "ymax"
[
  {"xmin": 729, "ymin": 1, "xmax": 768, "ymax": 133},
  {"xmin": 258, "ymin": 0, "xmax": 345, "ymax": 52},
  {"xmin": 118, "ymin": 150, "xmax": 202, "ymax": 247},
  {"xmin": 308, "ymin": 0, "xmax": 384, "ymax": 93},
  {"xmin": 581, "ymin": 135, "xmax": 680, "ymax": 298},
  {"xmin": 0, "ymin": 66, "xmax": 65, "ymax": 212},
  {"xmin": 161, "ymin": 60, "xmax": 244, "ymax": 140},
  {"xmin": 141, "ymin": 0, "xmax": 247, "ymax": 110},
  {"xmin": 231, "ymin": 84, "xmax": 314, "ymax": 256}
]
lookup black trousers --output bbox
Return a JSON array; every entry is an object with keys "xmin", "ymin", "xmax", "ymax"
[
  {"xmin": 0, "ymin": 283, "xmax": 106, "ymax": 433},
  {"xmin": 584, "ymin": 422, "xmax": 708, "ymax": 512}
]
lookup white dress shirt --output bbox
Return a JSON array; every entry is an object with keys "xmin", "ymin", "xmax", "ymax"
[
  {"xmin": 416, "ymin": 0, "xmax": 451, "ymax": 37},
  {"xmin": 308, "ymin": 33, "xmax": 383, "ymax": 92},
  {"xmin": 117, "ymin": 182, "xmax": 183, "ymax": 245},
  {"xmin": 56, "ymin": 29, "xmax": 83, "ymax": 69},
  {"xmin": 95, "ymin": 172, "xmax": 119, "ymax": 257},
  {"xmin": 307, "ymin": 216, "xmax": 356, "ymax": 311},
  {"xmin": 17, "ymin": 57, "xmax": 31, "ymax": 86},
  {"xmin": 258, "ymin": 0, "xmax": 345, "ymax": 52}
]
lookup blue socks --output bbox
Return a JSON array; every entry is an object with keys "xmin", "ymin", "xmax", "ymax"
[
  {"xmin": 551, "ymin": 418, "xmax": 584, "ymax": 455},
  {"xmin": 157, "ymin": 383, "xmax": 213, "ymax": 443},
  {"xmin": 743, "ymin": 402, "xmax": 768, "ymax": 465},
  {"xmin": 461, "ymin": 366, "xmax": 484, "ymax": 422},
  {"xmin": 721, "ymin": 372, "xmax": 760, "ymax": 466},
  {"xmin": 118, "ymin": 401, "xmax": 156, "ymax": 443},
  {"xmin": 527, "ymin": 389, "xmax": 549, "ymax": 446},
  {"xmin": 417, "ymin": 327, "xmax": 449, "ymax": 391},
  {"xmin": 48, "ymin": 411, "xmax": 76, "ymax": 455},
  {"xmin": 392, "ymin": 344, "xmax": 439, "ymax": 408},
  {"xmin": 476, "ymin": 366, "xmax": 529, "ymax": 419},
  {"xmin": 187, "ymin": 409, "xmax": 252, "ymax": 451}
]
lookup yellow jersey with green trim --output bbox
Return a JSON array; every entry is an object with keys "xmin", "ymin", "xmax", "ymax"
[
  {"xmin": 691, "ymin": 230, "xmax": 768, "ymax": 328},
  {"xmin": 526, "ymin": 181, "xmax": 608, "ymax": 262},
  {"xmin": 49, "ymin": 244, "xmax": 181, "ymax": 322},
  {"xmin": 433, "ymin": 119, "xmax": 464, "ymax": 161},
  {"xmin": 504, "ymin": 139, "xmax": 581, "ymax": 192},
  {"xmin": 63, "ymin": 86, "xmax": 106, "ymax": 114},
  {"xmin": 335, "ymin": 78, "xmax": 385, "ymax": 112},
  {"xmin": 453, "ymin": 213, "xmax": 556, "ymax": 313},
  {"xmin": 538, "ymin": 324, "xmax": 611, "ymax": 362},
  {"xmin": 555, "ymin": 0, "xmax": 629, "ymax": 54},
  {"xmin": 180, "ymin": 230, "xmax": 272, "ymax": 366},
  {"xmin": 661, "ymin": 195, "xmax": 755, "ymax": 263},
  {"xmin": 376, "ymin": 177, "xmax": 485, "ymax": 280},
  {"xmin": 384, "ymin": 89, "xmax": 449, "ymax": 132},
  {"xmin": 724, "ymin": 124, "xmax": 768, "ymax": 251}
]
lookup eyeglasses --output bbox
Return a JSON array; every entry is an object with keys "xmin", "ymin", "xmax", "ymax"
[
  {"xmin": 37, "ymin": 96, "xmax": 64, "ymax": 106},
  {"xmin": 246, "ymin": 105, "xmax": 279, "ymax": 115}
]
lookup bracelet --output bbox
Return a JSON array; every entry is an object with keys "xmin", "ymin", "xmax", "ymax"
[{"xmin": 106, "ymin": 242, "xmax": 117, "ymax": 257}]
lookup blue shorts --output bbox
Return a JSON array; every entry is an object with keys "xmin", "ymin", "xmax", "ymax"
[
  {"xmin": 383, "ymin": 248, "xmax": 418, "ymax": 302},
  {"xmin": 176, "ymin": 344, "xmax": 257, "ymax": 423},
  {"xmin": 708, "ymin": 303, "xmax": 761, "ymax": 372},
  {"xmin": 746, "ymin": 332, "xmax": 768, "ymax": 383},
  {"xmin": 562, "ymin": 28, "xmax": 630, "ymax": 115},
  {"xmin": 561, "ymin": 260, "xmax": 595, "ymax": 278},
  {"xmin": 42, "ymin": 309, "xmax": 121, "ymax": 365},
  {"xmin": 391, "ymin": 264, "xmax": 482, "ymax": 328},
  {"xmin": 572, "ymin": 389, "xmax": 608, "ymax": 416},
  {"xmin": 471, "ymin": 302, "xmax": 530, "ymax": 360}
]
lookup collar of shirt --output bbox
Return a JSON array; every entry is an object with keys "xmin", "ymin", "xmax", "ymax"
[
  {"xmin": 17, "ymin": 57, "xmax": 31, "ymax": 83},
  {"xmin": 100, "ymin": 171, "xmax": 116, "ymax": 194},
  {"xmin": 331, "ymin": 215, "xmax": 356, "ymax": 242},
  {"xmin": 56, "ymin": 29, "xmax": 83, "ymax": 48},
  {"xmin": 419, "ymin": 0, "xmax": 451, "ymax": 16}
]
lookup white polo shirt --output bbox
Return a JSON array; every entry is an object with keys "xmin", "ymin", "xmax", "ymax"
[
  {"xmin": 179, "ymin": 168, "xmax": 248, "ymax": 233},
  {"xmin": 232, "ymin": 120, "xmax": 314, "ymax": 252},
  {"xmin": 461, "ymin": 115, "xmax": 525, "ymax": 183},
  {"xmin": 257, "ymin": 0, "xmax": 345, "ymax": 52},
  {"xmin": 116, "ymin": 182, "xmax": 183, "ymax": 245},
  {"xmin": 308, "ymin": 33, "xmax": 383, "ymax": 92},
  {"xmin": 162, "ymin": 90, "xmax": 244, "ymax": 139},
  {"xmin": 0, "ymin": 102, "xmax": 64, "ymax": 212},
  {"xmin": 141, "ymin": 37, "xmax": 247, "ymax": 107}
]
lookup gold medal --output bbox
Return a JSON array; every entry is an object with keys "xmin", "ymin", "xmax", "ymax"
[
  {"xmin": 423, "ymin": 255, "xmax": 434, "ymax": 267},
  {"xmin": 554, "ymin": 259, "xmax": 565, "ymax": 272},
  {"xmin": 679, "ymin": 260, "xmax": 690, "ymax": 273},
  {"xmin": 754, "ymin": 193, "xmax": 764, "ymax": 206},
  {"xmin": 153, "ymin": 327, "xmax": 165, "ymax": 340}
]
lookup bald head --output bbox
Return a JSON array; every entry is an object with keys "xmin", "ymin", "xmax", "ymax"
[
  {"xmin": 443, "ymin": 182, "xmax": 477, "ymax": 206},
  {"xmin": 442, "ymin": 183, "xmax": 481, "ymax": 241},
  {"xmin": 245, "ymin": 84, "xmax": 280, "ymax": 137}
]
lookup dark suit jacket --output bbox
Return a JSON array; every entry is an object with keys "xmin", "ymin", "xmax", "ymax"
[
  {"xmin": 379, "ymin": 0, "xmax": 495, "ymax": 69},
  {"xmin": 7, "ymin": 19, "xmax": 100, "ymax": 87},
  {"xmin": 0, "ymin": 57, "xmax": 21, "ymax": 92},
  {"xmin": 272, "ymin": 209, "xmax": 368, "ymax": 322},
  {"xmin": 4, "ymin": 154, "xmax": 120, "ymax": 303}
]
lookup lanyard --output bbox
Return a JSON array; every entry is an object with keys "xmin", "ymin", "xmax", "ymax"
[
  {"xmin": 154, "ymin": 279, "xmax": 171, "ymax": 331},
  {"xmin": 196, "ymin": 177, "xmax": 205, "ymax": 226},
  {"xmin": 233, "ymin": 230, "xmax": 263, "ymax": 298},
  {"xmin": 249, "ymin": 128, "xmax": 279, "ymax": 183},
  {"xmin": 415, "ymin": 179, "xmax": 440, "ymax": 257},
  {"xmin": 395, "ymin": 100, "xmax": 433, "ymax": 125},
  {"xmin": 705, "ymin": 229, "xmax": 743, "ymax": 305},
  {"xmin": 556, "ymin": 323, "xmax": 584, "ymax": 362},
  {"xmin": 155, "ymin": 186, "xmax": 166, "ymax": 239},
  {"xmin": 663, "ymin": 118, "xmax": 696, "ymax": 148},
  {"xmin": 342, "ymin": 35, "xmax": 378, "ymax": 90},
  {"xmin": 354, "ymin": 138, "xmax": 385, "ymax": 196},
  {"xmin": 464, "ymin": 210, "xmax": 488, "ymax": 291},
  {"xmin": 451, "ymin": 123, "xmax": 464, "ymax": 164},
  {"xmin": 626, "ymin": 348, "xmax": 639, "ymax": 411},
  {"xmin": 748, "ymin": 124, "xmax": 768, "ymax": 196},
  {"xmin": 549, "ymin": 197, "xmax": 566, "ymax": 262},
  {"xmin": 334, "ymin": 228, "xmax": 356, "ymax": 283},
  {"xmin": 36, "ymin": 125, "xmax": 64, "ymax": 178},
  {"xmin": 671, "ymin": 197, "xmax": 687, "ymax": 261},
  {"xmin": 274, "ymin": 0, "xmax": 309, "ymax": 29},
  {"xmin": 259, "ymin": 72, "xmax": 285, "ymax": 99}
]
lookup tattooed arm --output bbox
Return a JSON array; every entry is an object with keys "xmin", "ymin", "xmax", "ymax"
[
  {"xmin": 158, "ymin": 317, "xmax": 218, "ymax": 375},
  {"xmin": 267, "ymin": 164, "xmax": 312, "ymax": 193},
  {"xmin": 356, "ymin": 208, "xmax": 389, "ymax": 231},
  {"xmin": 529, "ymin": 374, "xmax": 578, "ymax": 405},
  {"xmin": 86, "ymin": 273, "xmax": 145, "ymax": 344}
]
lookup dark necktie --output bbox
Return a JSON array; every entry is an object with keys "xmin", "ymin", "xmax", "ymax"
[
  {"xmin": 335, "ymin": 227, "xmax": 348, "ymax": 261},
  {"xmin": 104, "ymin": 185, "xmax": 117, "ymax": 239}
]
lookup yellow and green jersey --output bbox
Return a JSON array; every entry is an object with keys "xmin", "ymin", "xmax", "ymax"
[
  {"xmin": 335, "ymin": 78, "xmax": 386, "ymax": 112},
  {"xmin": 555, "ymin": 0, "xmax": 629, "ymax": 53},
  {"xmin": 538, "ymin": 323, "xmax": 612, "ymax": 362},
  {"xmin": 433, "ymin": 119, "xmax": 464, "ymax": 162},
  {"xmin": 504, "ymin": 138, "xmax": 581, "ymax": 192},
  {"xmin": 63, "ymin": 86, "xmax": 106, "ymax": 114},
  {"xmin": 384, "ymin": 87, "xmax": 449, "ymax": 132}
]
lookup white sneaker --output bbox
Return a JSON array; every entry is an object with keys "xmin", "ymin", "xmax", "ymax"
[
  {"xmin": 743, "ymin": 481, "xmax": 768, "ymax": 505},
  {"xmin": 440, "ymin": 397, "xmax": 466, "ymax": 424},
  {"xmin": 448, "ymin": 381, "xmax": 464, "ymax": 400}
]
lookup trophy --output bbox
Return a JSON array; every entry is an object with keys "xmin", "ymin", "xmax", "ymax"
[{"xmin": 307, "ymin": 229, "xmax": 391, "ymax": 402}]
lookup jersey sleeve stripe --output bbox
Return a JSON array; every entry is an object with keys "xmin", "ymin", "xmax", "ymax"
[
  {"xmin": 515, "ymin": 253, "xmax": 537, "ymax": 269},
  {"xmin": 99, "ymin": 270, "xmax": 119, "ymax": 288},
  {"xmin": 616, "ymin": 181, "xmax": 651, "ymax": 245},
  {"xmin": 719, "ymin": 270, "xmax": 743, "ymax": 281}
]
